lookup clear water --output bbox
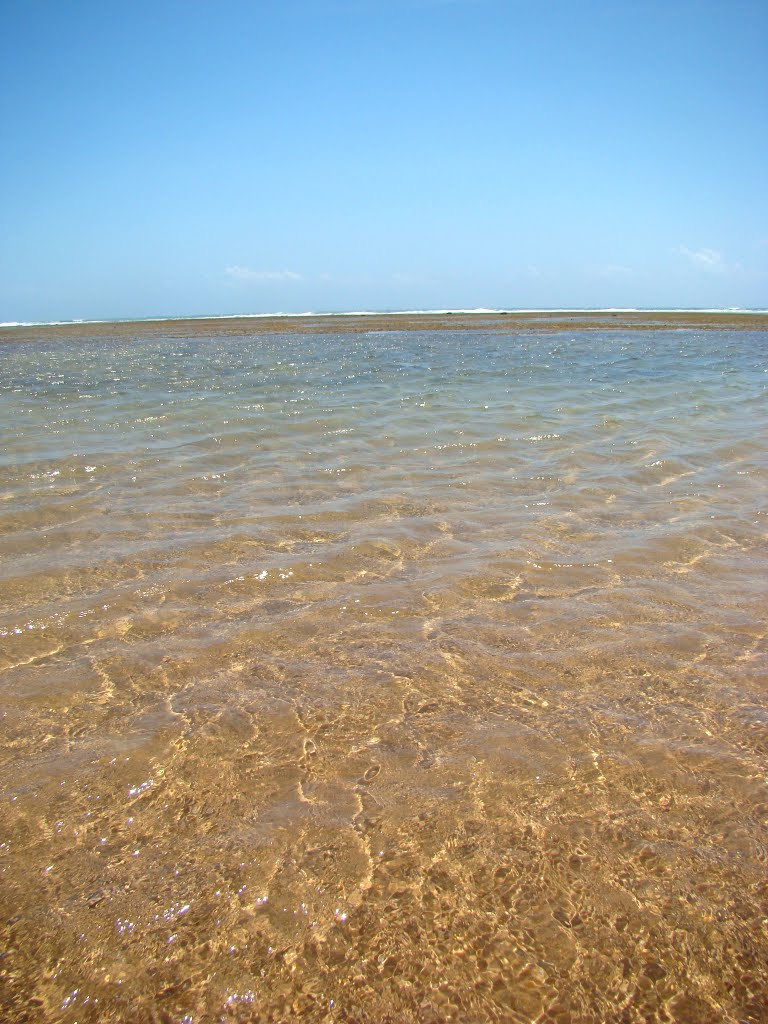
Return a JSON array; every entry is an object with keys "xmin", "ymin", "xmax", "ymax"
[{"xmin": 1, "ymin": 327, "xmax": 766, "ymax": 1023}]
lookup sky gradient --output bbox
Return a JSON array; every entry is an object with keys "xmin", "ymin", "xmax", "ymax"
[{"xmin": 2, "ymin": 0, "xmax": 767, "ymax": 321}]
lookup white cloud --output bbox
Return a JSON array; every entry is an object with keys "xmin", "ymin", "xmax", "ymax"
[
  {"xmin": 676, "ymin": 246, "xmax": 726, "ymax": 271},
  {"xmin": 224, "ymin": 266, "xmax": 302, "ymax": 283}
]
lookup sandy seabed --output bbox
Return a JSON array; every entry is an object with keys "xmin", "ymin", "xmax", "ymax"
[{"xmin": 0, "ymin": 316, "xmax": 766, "ymax": 1023}]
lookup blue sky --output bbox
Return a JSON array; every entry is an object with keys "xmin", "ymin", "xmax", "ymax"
[{"xmin": 2, "ymin": 0, "xmax": 766, "ymax": 320}]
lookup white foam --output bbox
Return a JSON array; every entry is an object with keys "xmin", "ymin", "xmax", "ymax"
[{"xmin": 0, "ymin": 318, "xmax": 108, "ymax": 328}]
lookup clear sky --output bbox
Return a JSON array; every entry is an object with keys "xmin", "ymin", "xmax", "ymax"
[{"xmin": 2, "ymin": 0, "xmax": 766, "ymax": 321}]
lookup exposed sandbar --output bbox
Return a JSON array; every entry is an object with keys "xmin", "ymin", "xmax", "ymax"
[{"xmin": 2, "ymin": 308, "xmax": 767, "ymax": 342}]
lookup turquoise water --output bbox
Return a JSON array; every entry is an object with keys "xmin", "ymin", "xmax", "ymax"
[{"xmin": 1, "ymin": 327, "xmax": 767, "ymax": 1023}]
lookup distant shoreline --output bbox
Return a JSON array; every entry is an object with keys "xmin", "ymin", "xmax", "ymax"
[{"xmin": 2, "ymin": 308, "xmax": 768, "ymax": 340}]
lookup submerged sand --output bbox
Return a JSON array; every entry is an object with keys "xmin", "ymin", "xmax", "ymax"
[{"xmin": 1, "ymin": 320, "xmax": 766, "ymax": 1023}]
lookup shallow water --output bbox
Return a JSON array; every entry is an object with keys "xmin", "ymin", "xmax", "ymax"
[{"xmin": 1, "ymin": 327, "xmax": 766, "ymax": 1023}]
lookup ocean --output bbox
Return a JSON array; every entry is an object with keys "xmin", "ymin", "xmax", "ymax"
[{"xmin": 1, "ymin": 319, "xmax": 766, "ymax": 1022}]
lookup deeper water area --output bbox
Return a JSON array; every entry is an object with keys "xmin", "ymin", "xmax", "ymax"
[{"xmin": 0, "ymin": 325, "xmax": 766, "ymax": 1023}]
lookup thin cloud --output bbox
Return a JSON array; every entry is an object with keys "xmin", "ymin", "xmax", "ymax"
[
  {"xmin": 224, "ymin": 266, "xmax": 302, "ymax": 283},
  {"xmin": 676, "ymin": 246, "xmax": 727, "ymax": 271},
  {"xmin": 592, "ymin": 264, "xmax": 634, "ymax": 278}
]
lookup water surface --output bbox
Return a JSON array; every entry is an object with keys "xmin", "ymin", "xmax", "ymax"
[{"xmin": 1, "ymin": 327, "xmax": 766, "ymax": 1022}]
